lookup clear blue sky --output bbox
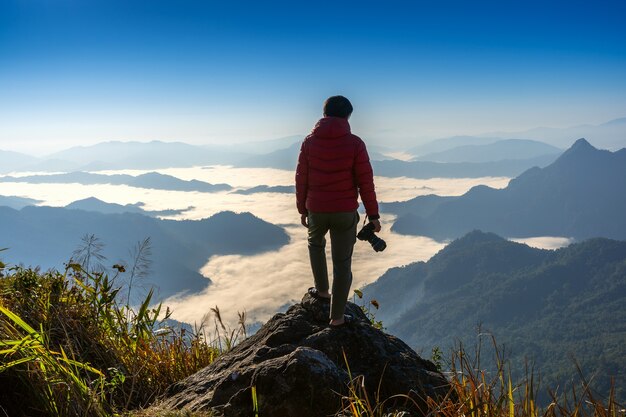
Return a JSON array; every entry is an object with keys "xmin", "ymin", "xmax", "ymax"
[{"xmin": 1, "ymin": 0, "xmax": 625, "ymax": 153}]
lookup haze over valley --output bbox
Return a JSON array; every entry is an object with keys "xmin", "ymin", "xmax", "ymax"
[
  {"xmin": 2, "ymin": 134, "xmax": 623, "ymax": 330},
  {"xmin": 0, "ymin": 145, "xmax": 513, "ymax": 325}
]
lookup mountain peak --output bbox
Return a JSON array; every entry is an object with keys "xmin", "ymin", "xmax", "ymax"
[
  {"xmin": 552, "ymin": 138, "xmax": 599, "ymax": 166},
  {"xmin": 73, "ymin": 196, "xmax": 104, "ymax": 204},
  {"xmin": 455, "ymin": 230, "xmax": 506, "ymax": 245},
  {"xmin": 571, "ymin": 137, "xmax": 594, "ymax": 150}
]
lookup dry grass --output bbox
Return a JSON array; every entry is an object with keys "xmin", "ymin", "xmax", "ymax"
[
  {"xmin": 0, "ymin": 264, "xmax": 228, "ymax": 416},
  {"xmin": 1, "ymin": 263, "xmax": 623, "ymax": 417},
  {"xmin": 338, "ymin": 334, "xmax": 625, "ymax": 417}
]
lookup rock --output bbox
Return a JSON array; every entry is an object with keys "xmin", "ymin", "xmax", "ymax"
[{"xmin": 157, "ymin": 292, "xmax": 451, "ymax": 416}]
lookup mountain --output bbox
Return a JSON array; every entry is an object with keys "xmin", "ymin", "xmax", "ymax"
[
  {"xmin": 0, "ymin": 206, "xmax": 289, "ymax": 300},
  {"xmin": 237, "ymin": 141, "xmax": 557, "ymax": 177},
  {"xmin": 45, "ymin": 140, "xmax": 250, "ymax": 170},
  {"xmin": 407, "ymin": 136, "xmax": 501, "ymax": 157},
  {"xmin": 238, "ymin": 140, "xmax": 395, "ymax": 170},
  {"xmin": 239, "ymin": 141, "xmax": 301, "ymax": 170},
  {"xmin": 363, "ymin": 231, "xmax": 626, "ymax": 402},
  {"xmin": 3, "ymin": 138, "xmax": 330, "ymax": 174},
  {"xmin": 231, "ymin": 185, "xmax": 295, "ymax": 195},
  {"xmin": 415, "ymin": 139, "xmax": 562, "ymax": 163},
  {"xmin": 65, "ymin": 197, "xmax": 194, "ymax": 217},
  {"xmin": 236, "ymin": 135, "xmax": 302, "ymax": 154},
  {"xmin": 390, "ymin": 139, "xmax": 626, "ymax": 240},
  {"xmin": 66, "ymin": 197, "xmax": 146, "ymax": 214},
  {"xmin": 0, "ymin": 150, "xmax": 40, "ymax": 174},
  {"xmin": 0, "ymin": 171, "xmax": 232, "ymax": 193},
  {"xmin": 483, "ymin": 117, "xmax": 626, "ymax": 150},
  {"xmin": 372, "ymin": 154, "xmax": 557, "ymax": 179},
  {"xmin": 0, "ymin": 195, "xmax": 41, "ymax": 210}
]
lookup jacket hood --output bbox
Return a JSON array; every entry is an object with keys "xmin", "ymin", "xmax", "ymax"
[{"xmin": 312, "ymin": 117, "xmax": 351, "ymax": 139}]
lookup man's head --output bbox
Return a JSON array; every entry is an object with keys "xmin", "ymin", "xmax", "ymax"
[{"xmin": 323, "ymin": 96, "xmax": 353, "ymax": 119}]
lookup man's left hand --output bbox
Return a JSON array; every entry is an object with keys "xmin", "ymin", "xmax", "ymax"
[{"xmin": 301, "ymin": 214, "xmax": 309, "ymax": 228}]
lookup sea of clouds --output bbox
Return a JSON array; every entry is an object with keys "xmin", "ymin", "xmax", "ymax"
[{"xmin": 0, "ymin": 166, "xmax": 569, "ymax": 327}]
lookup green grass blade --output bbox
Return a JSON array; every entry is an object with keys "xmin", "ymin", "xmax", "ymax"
[
  {"xmin": 0, "ymin": 355, "xmax": 38, "ymax": 371},
  {"xmin": 0, "ymin": 305, "xmax": 41, "ymax": 342}
]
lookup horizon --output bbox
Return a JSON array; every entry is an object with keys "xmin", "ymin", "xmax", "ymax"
[
  {"xmin": 1, "ymin": 116, "xmax": 625, "ymax": 157},
  {"xmin": 1, "ymin": 1, "xmax": 626, "ymax": 154}
]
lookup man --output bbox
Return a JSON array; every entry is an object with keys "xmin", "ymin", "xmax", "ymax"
[{"xmin": 295, "ymin": 95, "xmax": 381, "ymax": 327}]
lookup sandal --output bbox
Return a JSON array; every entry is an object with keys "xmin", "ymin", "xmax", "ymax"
[{"xmin": 308, "ymin": 287, "xmax": 331, "ymax": 302}]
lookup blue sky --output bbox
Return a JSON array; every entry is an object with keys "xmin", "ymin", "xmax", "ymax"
[{"xmin": 1, "ymin": 0, "xmax": 625, "ymax": 153}]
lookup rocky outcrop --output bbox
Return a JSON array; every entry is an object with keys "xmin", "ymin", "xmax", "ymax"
[{"xmin": 158, "ymin": 293, "xmax": 451, "ymax": 416}]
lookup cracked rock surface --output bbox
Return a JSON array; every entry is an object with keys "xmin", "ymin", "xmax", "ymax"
[{"xmin": 157, "ymin": 292, "xmax": 450, "ymax": 416}]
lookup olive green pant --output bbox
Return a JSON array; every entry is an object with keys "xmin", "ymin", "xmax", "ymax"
[{"xmin": 307, "ymin": 210, "xmax": 360, "ymax": 320}]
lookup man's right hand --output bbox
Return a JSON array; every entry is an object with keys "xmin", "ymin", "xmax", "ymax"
[
  {"xmin": 371, "ymin": 219, "xmax": 381, "ymax": 233},
  {"xmin": 301, "ymin": 214, "xmax": 309, "ymax": 228}
]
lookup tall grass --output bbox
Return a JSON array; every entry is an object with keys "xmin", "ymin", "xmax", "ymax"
[
  {"xmin": 2, "ymin": 261, "xmax": 623, "ymax": 417},
  {"xmin": 0, "ymin": 263, "xmax": 226, "ymax": 416},
  {"xmin": 338, "ymin": 335, "xmax": 625, "ymax": 417}
]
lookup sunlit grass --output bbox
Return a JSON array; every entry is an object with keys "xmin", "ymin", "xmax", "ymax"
[
  {"xmin": 1, "ymin": 259, "xmax": 623, "ymax": 417},
  {"xmin": 338, "ymin": 334, "xmax": 625, "ymax": 417},
  {"xmin": 0, "ymin": 262, "xmax": 227, "ymax": 416}
]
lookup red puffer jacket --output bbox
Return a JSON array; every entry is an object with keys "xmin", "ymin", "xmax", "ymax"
[{"xmin": 295, "ymin": 117, "xmax": 379, "ymax": 220}]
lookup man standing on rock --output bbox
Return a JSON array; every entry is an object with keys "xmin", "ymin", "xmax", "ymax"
[{"xmin": 295, "ymin": 95, "xmax": 381, "ymax": 327}]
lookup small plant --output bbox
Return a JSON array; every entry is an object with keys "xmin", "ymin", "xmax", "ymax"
[
  {"xmin": 352, "ymin": 289, "xmax": 385, "ymax": 330},
  {"xmin": 0, "ymin": 259, "xmax": 227, "ymax": 416},
  {"xmin": 209, "ymin": 305, "xmax": 248, "ymax": 352},
  {"xmin": 72, "ymin": 233, "xmax": 107, "ymax": 274},
  {"xmin": 430, "ymin": 346, "xmax": 443, "ymax": 372}
]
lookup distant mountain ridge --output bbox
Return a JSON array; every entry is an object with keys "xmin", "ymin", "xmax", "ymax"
[
  {"xmin": 482, "ymin": 117, "xmax": 626, "ymax": 150},
  {"xmin": 0, "ymin": 195, "xmax": 41, "ymax": 210},
  {"xmin": 238, "ymin": 140, "xmax": 393, "ymax": 171},
  {"xmin": 65, "ymin": 197, "xmax": 194, "ymax": 217},
  {"xmin": 0, "ymin": 150, "xmax": 40, "ymax": 173},
  {"xmin": 47, "ymin": 140, "xmax": 249, "ymax": 169},
  {"xmin": 0, "ymin": 206, "xmax": 289, "ymax": 300},
  {"xmin": 0, "ymin": 139, "xmax": 295, "ymax": 173},
  {"xmin": 414, "ymin": 139, "xmax": 562, "ymax": 163},
  {"xmin": 408, "ymin": 136, "xmax": 504, "ymax": 156},
  {"xmin": 372, "ymin": 154, "xmax": 558, "ymax": 179},
  {"xmin": 389, "ymin": 139, "xmax": 626, "ymax": 240},
  {"xmin": 363, "ymin": 230, "xmax": 626, "ymax": 402},
  {"xmin": 0, "ymin": 171, "xmax": 232, "ymax": 193}
]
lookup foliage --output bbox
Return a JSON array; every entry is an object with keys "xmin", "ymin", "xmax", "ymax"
[
  {"xmin": 367, "ymin": 232, "xmax": 626, "ymax": 403},
  {"xmin": 0, "ymin": 262, "xmax": 222, "ymax": 416},
  {"xmin": 1, "ymin": 248, "xmax": 623, "ymax": 417},
  {"xmin": 430, "ymin": 346, "xmax": 443, "ymax": 372},
  {"xmin": 338, "ymin": 335, "xmax": 625, "ymax": 417},
  {"xmin": 72, "ymin": 233, "xmax": 107, "ymax": 274},
  {"xmin": 353, "ymin": 288, "xmax": 384, "ymax": 330}
]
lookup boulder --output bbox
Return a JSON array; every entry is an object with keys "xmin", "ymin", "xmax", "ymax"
[{"xmin": 158, "ymin": 292, "xmax": 451, "ymax": 416}]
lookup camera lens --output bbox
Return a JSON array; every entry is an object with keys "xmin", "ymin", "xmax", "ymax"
[{"xmin": 370, "ymin": 236, "xmax": 387, "ymax": 252}]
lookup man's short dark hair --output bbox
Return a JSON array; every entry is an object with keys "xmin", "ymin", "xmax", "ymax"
[{"xmin": 323, "ymin": 96, "xmax": 353, "ymax": 118}]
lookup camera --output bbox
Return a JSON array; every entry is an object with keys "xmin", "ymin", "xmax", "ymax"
[{"xmin": 357, "ymin": 222, "xmax": 386, "ymax": 252}]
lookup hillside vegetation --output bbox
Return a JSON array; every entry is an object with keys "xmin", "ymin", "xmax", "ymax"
[
  {"xmin": 1, "ymin": 252, "xmax": 624, "ymax": 416},
  {"xmin": 363, "ymin": 231, "xmax": 626, "ymax": 403},
  {"xmin": 0, "ymin": 261, "xmax": 228, "ymax": 416}
]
